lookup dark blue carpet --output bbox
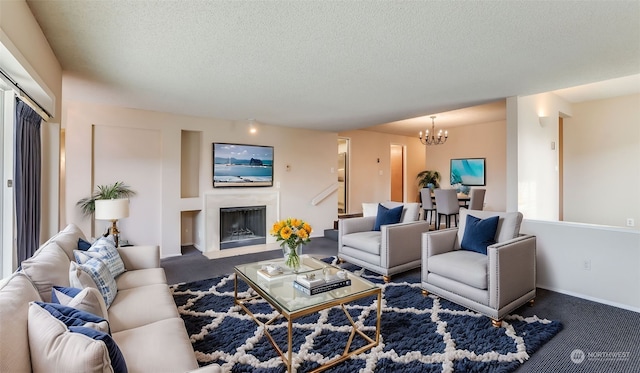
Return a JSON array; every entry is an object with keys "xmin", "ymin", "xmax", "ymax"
[{"xmin": 171, "ymin": 258, "xmax": 562, "ymax": 372}]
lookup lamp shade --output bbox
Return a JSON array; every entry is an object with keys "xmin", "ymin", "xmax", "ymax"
[{"xmin": 95, "ymin": 199, "xmax": 129, "ymax": 220}]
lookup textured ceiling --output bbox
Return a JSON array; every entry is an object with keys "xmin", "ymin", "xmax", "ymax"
[{"xmin": 26, "ymin": 1, "xmax": 640, "ymax": 133}]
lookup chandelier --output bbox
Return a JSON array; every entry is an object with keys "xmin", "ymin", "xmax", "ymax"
[{"xmin": 419, "ymin": 116, "xmax": 448, "ymax": 145}]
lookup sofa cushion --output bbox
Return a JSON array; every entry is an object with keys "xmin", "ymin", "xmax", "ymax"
[
  {"xmin": 0, "ymin": 273, "xmax": 42, "ymax": 373},
  {"xmin": 40, "ymin": 223, "xmax": 87, "ymax": 261},
  {"xmin": 341, "ymin": 231, "xmax": 381, "ymax": 255},
  {"xmin": 428, "ymin": 250, "xmax": 488, "ymax": 290},
  {"xmin": 115, "ymin": 268, "xmax": 167, "ymax": 291},
  {"xmin": 108, "ymin": 284, "xmax": 180, "ymax": 333},
  {"xmin": 20, "ymin": 242, "xmax": 70, "ymax": 302},
  {"xmin": 373, "ymin": 204, "xmax": 403, "ymax": 231},
  {"xmin": 460, "ymin": 214, "xmax": 499, "ymax": 255},
  {"xmin": 28, "ymin": 302, "xmax": 127, "ymax": 373},
  {"xmin": 112, "ymin": 318, "xmax": 198, "ymax": 372},
  {"xmin": 52, "ymin": 286, "xmax": 109, "ymax": 320},
  {"xmin": 70, "ymin": 259, "xmax": 117, "ymax": 307},
  {"xmin": 75, "ymin": 236, "xmax": 126, "ymax": 278}
]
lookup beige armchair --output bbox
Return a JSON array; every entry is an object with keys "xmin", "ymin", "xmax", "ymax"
[
  {"xmin": 421, "ymin": 209, "xmax": 536, "ymax": 326},
  {"xmin": 338, "ymin": 202, "xmax": 429, "ymax": 282}
]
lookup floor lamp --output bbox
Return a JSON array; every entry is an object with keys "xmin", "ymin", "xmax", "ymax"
[{"xmin": 95, "ymin": 198, "xmax": 129, "ymax": 247}]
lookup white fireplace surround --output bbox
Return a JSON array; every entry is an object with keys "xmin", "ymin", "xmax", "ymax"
[{"xmin": 204, "ymin": 190, "xmax": 280, "ymax": 255}]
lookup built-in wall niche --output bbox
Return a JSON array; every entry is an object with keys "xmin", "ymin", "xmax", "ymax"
[
  {"xmin": 181, "ymin": 130, "xmax": 201, "ymax": 198},
  {"xmin": 180, "ymin": 210, "xmax": 199, "ymax": 246}
]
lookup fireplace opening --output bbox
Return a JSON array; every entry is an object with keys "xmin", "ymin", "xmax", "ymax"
[{"xmin": 219, "ymin": 205, "xmax": 267, "ymax": 249}]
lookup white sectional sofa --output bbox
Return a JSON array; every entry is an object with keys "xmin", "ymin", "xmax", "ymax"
[{"xmin": 0, "ymin": 224, "xmax": 220, "ymax": 373}]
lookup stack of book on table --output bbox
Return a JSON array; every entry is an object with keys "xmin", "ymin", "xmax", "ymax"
[{"xmin": 293, "ymin": 270, "xmax": 351, "ymax": 295}]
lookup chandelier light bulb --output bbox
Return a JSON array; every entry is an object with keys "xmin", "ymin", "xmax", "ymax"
[{"xmin": 419, "ymin": 116, "xmax": 448, "ymax": 146}]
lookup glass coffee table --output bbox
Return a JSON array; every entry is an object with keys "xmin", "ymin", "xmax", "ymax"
[{"xmin": 234, "ymin": 255, "xmax": 382, "ymax": 373}]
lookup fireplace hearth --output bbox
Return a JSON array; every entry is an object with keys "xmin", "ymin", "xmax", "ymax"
[{"xmin": 219, "ymin": 205, "xmax": 267, "ymax": 249}]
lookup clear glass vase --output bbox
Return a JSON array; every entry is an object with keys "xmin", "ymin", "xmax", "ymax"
[{"xmin": 283, "ymin": 243, "xmax": 302, "ymax": 272}]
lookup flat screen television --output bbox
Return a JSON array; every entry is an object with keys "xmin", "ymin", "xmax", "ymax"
[
  {"xmin": 212, "ymin": 143, "xmax": 274, "ymax": 187},
  {"xmin": 450, "ymin": 158, "xmax": 486, "ymax": 186}
]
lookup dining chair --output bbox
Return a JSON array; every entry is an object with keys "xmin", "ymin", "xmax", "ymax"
[
  {"xmin": 420, "ymin": 188, "xmax": 437, "ymax": 226},
  {"xmin": 434, "ymin": 189, "xmax": 460, "ymax": 229},
  {"xmin": 468, "ymin": 188, "xmax": 486, "ymax": 210}
]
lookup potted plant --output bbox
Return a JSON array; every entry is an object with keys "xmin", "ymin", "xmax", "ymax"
[
  {"xmin": 77, "ymin": 181, "xmax": 136, "ymax": 216},
  {"xmin": 416, "ymin": 170, "xmax": 441, "ymax": 190}
]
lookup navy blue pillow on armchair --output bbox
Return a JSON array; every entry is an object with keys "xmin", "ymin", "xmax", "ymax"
[
  {"xmin": 460, "ymin": 214, "xmax": 499, "ymax": 254},
  {"xmin": 373, "ymin": 204, "xmax": 403, "ymax": 231}
]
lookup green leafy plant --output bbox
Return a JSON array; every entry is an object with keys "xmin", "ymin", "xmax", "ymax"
[
  {"xmin": 77, "ymin": 181, "xmax": 136, "ymax": 216},
  {"xmin": 416, "ymin": 170, "xmax": 441, "ymax": 189}
]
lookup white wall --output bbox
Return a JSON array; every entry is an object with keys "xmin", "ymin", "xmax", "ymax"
[
  {"xmin": 423, "ymin": 119, "xmax": 507, "ymax": 211},
  {"xmin": 522, "ymin": 220, "xmax": 640, "ymax": 312},
  {"xmin": 516, "ymin": 93, "xmax": 573, "ymax": 221},
  {"xmin": 513, "ymin": 93, "xmax": 640, "ymax": 312},
  {"xmin": 93, "ymin": 125, "xmax": 162, "ymax": 245},
  {"xmin": 336, "ymin": 129, "xmax": 425, "ymax": 213},
  {"xmin": 0, "ymin": 1, "xmax": 62, "ymax": 277},
  {"xmin": 63, "ymin": 100, "xmax": 337, "ymax": 257},
  {"xmin": 563, "ymin": 94, "xmax": 640, "ymax": 229}
]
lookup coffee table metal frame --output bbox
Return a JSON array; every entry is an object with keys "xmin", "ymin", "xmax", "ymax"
[{"xmin": 234, "ymin": 256, "xmax": 382, "ymax": 373}]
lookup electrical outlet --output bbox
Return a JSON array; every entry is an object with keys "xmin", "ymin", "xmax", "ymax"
[
  {"xmin": 627, "ymin": 218, "xmax": 635, "ymax": 227},
  {"xmin": 582, "ymin": 259, "xmax": 591, "ymax": 271}
]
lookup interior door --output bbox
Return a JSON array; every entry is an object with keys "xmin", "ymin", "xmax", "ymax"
[
  {"xmin": 390, "ymin": 144, "xmax": 404, "ymax": 202},
  {"xmin": 337, "ymin": 138, "xmax": 349, "ymax": 214}
]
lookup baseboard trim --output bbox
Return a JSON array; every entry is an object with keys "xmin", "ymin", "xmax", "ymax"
[{"xmin": 537, "ymin": 285, "xmax": 640, "ymax": 313}]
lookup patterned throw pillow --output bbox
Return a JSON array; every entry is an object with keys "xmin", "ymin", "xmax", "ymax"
[
  {"xmin": 74, "ymin": 236, "xmax": 125, "ymax": 278},
  {"xmin": 69, "ymin": 259, "xmax": 117, "ymax": 307},
  {"xmin": 51, "ymin": 286, "xmax": 109, "ymax": 320},
  {"xmin": 28, "ymin": 302, "xmax": 127, "ymax": 373}
]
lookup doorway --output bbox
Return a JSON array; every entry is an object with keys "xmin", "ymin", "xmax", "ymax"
[
  {"xmin": 337, "ymin": 138, "xmax": 349, "ymax": 214},
  {"xmin": 390, "ymin": 144, "xmax": 404, "ymax": 202}
]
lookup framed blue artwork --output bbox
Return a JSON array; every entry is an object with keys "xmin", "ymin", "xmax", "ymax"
[{"xmin": 450, "ymin": 158, "xmax": 486, "ymax": 186}]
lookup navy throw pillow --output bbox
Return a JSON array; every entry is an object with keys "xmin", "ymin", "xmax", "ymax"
[
  {"xmin": 78, "ymin": 237, "xmax": 92, "ymax": 251},
  {"xmin": 373, "ymin": 204, "xmax": 403, "ymax": 231},
  {"xmin": 35, "ymin": 301, "xmax": 109, "ymax": 332},
  {"xmin": 460, "ymin": 214, "xmax": 499, "ymax": 255}
]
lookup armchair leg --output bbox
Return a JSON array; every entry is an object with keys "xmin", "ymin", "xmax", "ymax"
[
  {"xmin": 421, "ymin": 289, "xmax": 429, "ymax": 296},
  {"xmin": 383, "ymin": 275, "xmax": 391, "ymax": 283},
  {"xmin": 491, "ymin": 319, "xmax": 502, "ymax": 328},
  {"xmin": 336, "ymin": 257, "xmax": 345, "ymax": 264},
  {"xmin": 529, "ymin": 299, "xmax": 535, "ymax": 307}
]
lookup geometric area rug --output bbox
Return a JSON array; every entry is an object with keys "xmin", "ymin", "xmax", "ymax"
[{"xmin": 170, "ymin": 258, "xmax": 562, "ymax": 373}]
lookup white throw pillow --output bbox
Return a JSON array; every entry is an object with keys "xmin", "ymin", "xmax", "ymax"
[
  {"xmin": 52, "ymin": 286, "xmax": 109, "ymax": 320},
  {"xmin": 399, "ymin": 202, "xmax": 420, "ymax": 223},
  {"xmin": 362, "ymin": 203, "xmax": 379, "ymax": 217}
]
